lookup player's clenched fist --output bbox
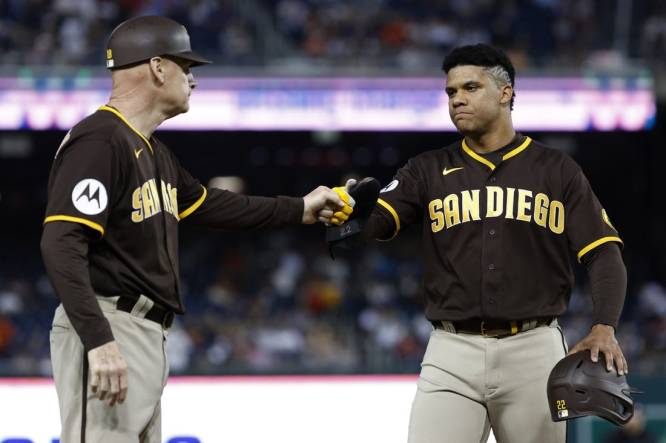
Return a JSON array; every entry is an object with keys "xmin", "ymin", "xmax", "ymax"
[
  {"xmin": 88, "ymin": 340, "xmax": 129, "ymax": 406},
  {"xmin": 326, "ymin": 177, "xmax": 381, "ymax": 258},
  {"xmin": 329, "ymin": 179, "xmax": 357, "ymax": 225},
  {"xmin": 302, "ymin": 185, "xmax": 353, "ymax": 224}
]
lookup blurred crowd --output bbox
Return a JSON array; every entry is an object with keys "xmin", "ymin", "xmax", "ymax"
[
  {"xmin": 0, "ymin": 228, "xmax": 665, "ymax": 377},
  {"xmin": 1, "ymin": 0, "xmax": 666, "ymax": 70}
]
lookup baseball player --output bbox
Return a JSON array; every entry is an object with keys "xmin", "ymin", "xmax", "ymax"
[
  {"xmin": 332, "ymin": 44, "xmax": 629, "ymax": 443},
  {"xmin": 40, "ymin": 16, "xmax": 351, "ymax": 443}
]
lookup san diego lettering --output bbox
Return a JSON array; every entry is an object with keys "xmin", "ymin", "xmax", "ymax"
[
  {"xmin": 131, "ymin": 179, "xmax": 179, "ymax": 222},
  {"xmin": 428, "ymin": 186, "xmax": 565, "ymax": 234}
]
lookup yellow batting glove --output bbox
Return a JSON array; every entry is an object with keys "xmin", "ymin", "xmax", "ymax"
[{"xmin": 331, "ymin": 179, "xmax": 356, "ymax": 225}]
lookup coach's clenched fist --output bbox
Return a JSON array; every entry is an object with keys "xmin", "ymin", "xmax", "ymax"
[
  {"xmin": 88, "ymin": 340, "xmax": 128, "ymax": 406},
  {"xmin": 302, "ymin": 185, "xmax": 353, "ymax": 224}
]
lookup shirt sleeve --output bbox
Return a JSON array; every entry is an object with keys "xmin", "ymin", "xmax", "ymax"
[
  {"xmin": 581, "ymin": 243, "xmax": 627, "ymax": 328},
  {"xmin": 172, "ymin": 153, "xmax": 303, "ymax": 229},
  {"xmin": 170, "ymin": 152, "xmax": 208, "ymax": 220},
  {"xmin": 372, "ymin": 158, "xmax": 424, "ymax": 240},
  {"xmin": 41, "ymin": 222, "xmax": 115, "ymax": 350},
  {"xmin": 363, "ymin": 211, "xmax": 396, "ymax": 241},
  {"xmin": 563, "ymin": 164, "xmax": 623, "ymax": 262},
  {"xmin": 43, "ymin": 137, "xmax": 120, "ymax": 236}
]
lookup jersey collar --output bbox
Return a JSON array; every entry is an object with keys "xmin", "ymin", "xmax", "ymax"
[
  {"xmin": 461, "ymin": 135, "xmax": 532, "ymax": 171},
  {"xmin": 99, "ymin": 105, "xmax": 154, "ymax": 153}
]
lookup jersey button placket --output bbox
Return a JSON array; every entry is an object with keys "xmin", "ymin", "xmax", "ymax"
[
  {"xmin": 483, "ymin": 167, "xmax": 501, "ymax": 317},
  {"xmin": 479, "ymin": 165, "xmax": 500, "ymax": 317}
]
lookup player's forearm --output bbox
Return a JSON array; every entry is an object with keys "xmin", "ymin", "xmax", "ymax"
[
  {"xmin": 582, "ymin": 243, "xmax": 627, "ymax": 328},
  {"xmin": 182, "ymin": 188, "xmax": 303, "ymax": 229},
  {"xmin": 362, "ymin": 208, "xmax": 396, "ymax": 241},
  {"xmin": 41, "ymin": 222, "xmax": 114, "ymax": 350}
]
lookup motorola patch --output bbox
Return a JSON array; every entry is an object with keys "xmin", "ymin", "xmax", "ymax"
[
  {"xmin": 72, "ymin": 179, "xmax": 108, "ymax": 215},
  {"xmin": 380, "ymin": 180, "xmax": 399, "ymax": 193}
]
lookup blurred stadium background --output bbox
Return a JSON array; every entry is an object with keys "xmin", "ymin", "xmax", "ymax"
[{"xmin": 1, "ymin": 0, "xmax": 666, "ymax": 442}]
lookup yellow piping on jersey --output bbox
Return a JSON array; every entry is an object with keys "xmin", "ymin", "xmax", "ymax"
[
  {"xmin": 502, "ymin": 137, "xmax": 532, "ymax": 161},
  {"xmin": 577, "ymin": 236, "xmax": 623, "ymax": 262},
  {"xmin": 462, "ymin": 139, "xmax": 496, "ymax": 170},
  {"xmin": 461, "ymin": 137, "xmax": 533, "ymax": 170},
  {"xmin": 179, "ymin": 186, "xmax": 207, "ymax": 220},
  {"xmin": 99, "ymin": 105, "xmax": 154, "ymax": 154},
  {"xmin": 44, "ymin": 215, "xmax": 105, "ymax": 236},
  {"xmin": 377, "ymin": 198, "xmax": 400, "ymax": 240}
]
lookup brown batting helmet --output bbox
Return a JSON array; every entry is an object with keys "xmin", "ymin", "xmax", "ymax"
[
  {"xmin": 105, "ymin": 16, "xmax": 211, "ymax": 70},
  {"xmin": 547, "ymin": 351, "xmax": 641, "ymax": 426}
]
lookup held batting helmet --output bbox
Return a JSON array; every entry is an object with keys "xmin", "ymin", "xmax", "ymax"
[
  {"xmin": 547, "ymin": 351, "xmax": 641, "ymax": 426},
  {"xmin": 105, "ymin": 16, "xmax": 211, "ymax": 70}
]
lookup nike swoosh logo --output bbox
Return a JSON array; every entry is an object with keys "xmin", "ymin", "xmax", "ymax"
[
  {"xmin": 134, "ymin": 148, "xmax": 143, "ymax": 159},
  {"xmin": 442, "ymin": 167, "xmax": 464, "ymax": 176}
]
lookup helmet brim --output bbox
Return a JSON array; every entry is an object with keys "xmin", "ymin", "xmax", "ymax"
[{"xmin": 168, "ymin": 50, "xmax": 211, "ymax": 67}]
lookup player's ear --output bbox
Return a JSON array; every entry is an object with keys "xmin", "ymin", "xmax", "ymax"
[
  {"xmin": 499, "ymin": 84, "xmax": 513, "ymax": 107},
  {"xmin": 148, "ymin": 57, "xmax": 166, "ymax": 85}
]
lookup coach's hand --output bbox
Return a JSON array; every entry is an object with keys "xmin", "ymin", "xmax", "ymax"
[
  {"xmin": 568, "ymin": 324, "xmax": 628, "ymax": 375},
  {"xmin": 88, "ymin": 340, "xmax": 129, "ymax": 406},
  {"xmin": 302, "ymin": 186, "xmax": 353, "ymax": 224}
]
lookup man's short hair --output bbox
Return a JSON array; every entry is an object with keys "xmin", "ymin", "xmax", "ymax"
[{"xmin": 442, "ymin": 44, "xmax": 516, "ymax": 110}]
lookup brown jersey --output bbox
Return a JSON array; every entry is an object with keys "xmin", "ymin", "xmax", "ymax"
[
  {"xmin": 373, "ymin": 134, "xmax": 622, "ymax": 323},
  {"xmin": 44, "ymin": 106, "xmax": 302, "ymax": 316}
]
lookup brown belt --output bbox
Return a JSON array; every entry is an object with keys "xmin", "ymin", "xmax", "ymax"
[{"xmin": 432, "ymin": 316, "xmax": 555, "ymax": 339}]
